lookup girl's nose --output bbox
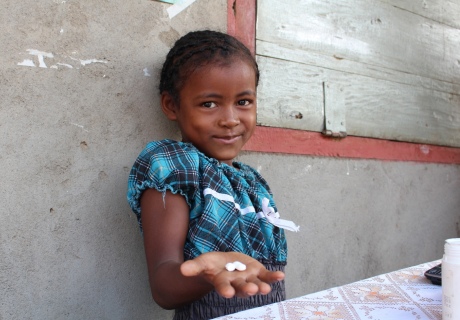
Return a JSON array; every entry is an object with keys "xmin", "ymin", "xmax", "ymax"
[{"xmin": 218, "ymin": 106, "xmax": 240, "ymax": 128}]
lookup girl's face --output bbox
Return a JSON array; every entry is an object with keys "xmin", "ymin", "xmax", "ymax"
[{"xmin": 163, "ymin": 59, "xmax": 257, "ymax": 165}]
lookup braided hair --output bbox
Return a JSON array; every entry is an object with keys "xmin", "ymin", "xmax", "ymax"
[{"xmin": 159, "ymin": 30, "xmax": 260, "ymax": 104}]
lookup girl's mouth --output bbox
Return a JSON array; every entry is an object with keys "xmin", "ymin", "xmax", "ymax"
[{"xmin": 213, "ymin": 135, "xmax": 241, "ymax": 144}]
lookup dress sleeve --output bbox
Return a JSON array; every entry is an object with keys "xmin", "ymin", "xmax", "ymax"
[{"xmin": 126, "ymin": 140, "xmax": 200, "ymax": 229}]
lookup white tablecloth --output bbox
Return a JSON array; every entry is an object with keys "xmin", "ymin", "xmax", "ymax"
[{"xmin": 214, "ymin": 260, "xmax": 442, "ymax": 320}]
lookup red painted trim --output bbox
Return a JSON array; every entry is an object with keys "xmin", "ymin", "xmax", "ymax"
[
  {"xmin": 244, "ymin": 127, "xmax": 460, "ymax": 164},
  {"xmin": 227, "ymin": 0, "xmax": 236, "ymax": 38},
  {"xmin": 227, "ymin": 0, "xmax": 256, "ymax": 55},
  {"xmin": 228, "ymin": 1, "xmax": 460, "ymax": 164}
]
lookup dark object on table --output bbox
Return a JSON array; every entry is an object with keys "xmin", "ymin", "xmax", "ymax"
[{"xmin": 424, "ymin": 263, "xmax": 442, "ymax": 285}]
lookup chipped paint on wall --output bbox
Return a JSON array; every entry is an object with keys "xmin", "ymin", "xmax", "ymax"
[
  {"xmin": 143, "ymin": 68, "xmax": 151, "ymax": 77},
  {"xmin": 17, "ymin": 59, "xmax": 35, "ymax": 67},
  {"xmin": 420, "ymin": 145, "xmax": 430, "ymax": 155},
  {"xmin": 17, "ymin": 49, "xmax": 108, "ymax": 70},
  {"xmin": 153, "ymin": 0, "xmax": 199, "ymax": 18},
  {"xmin": 167, "ymin": 0, "xmax": 197, "ymax": 18},
  {"xmin": 70, "ymin": 122, "xmax": 90, "ymax": 132},
  {"xmin": 78, "ymin": 59, "xmax": 107, "ymax": 66},
  {"xmin": 17, "ymin": 49, "xmax": 54, "ymax": 68},
  {"xmin": 53, "ymin": 63, "xmax": 73, "ymax": 69}
]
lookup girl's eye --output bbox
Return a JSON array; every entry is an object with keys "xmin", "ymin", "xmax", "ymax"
[
  {"xmin": 202, "ymin": 102, "xmax": 217, "ymax": 108},
  {"xmin": 237, "ymin": 100, "xmax": 250, "ymax": 106}
]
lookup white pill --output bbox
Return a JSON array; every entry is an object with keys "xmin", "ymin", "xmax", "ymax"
[
  {"xmin": 225, "ymin": 262, "xmax": 236, "ymax": 271},
  {"xmin": 233, "ymin": 261, "xmax": 246, "ymax": 271}
]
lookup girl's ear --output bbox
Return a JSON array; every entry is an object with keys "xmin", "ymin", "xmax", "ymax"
[{"xmin": 161, "ymin": 92, "xmax": 178, "ymax": 121}]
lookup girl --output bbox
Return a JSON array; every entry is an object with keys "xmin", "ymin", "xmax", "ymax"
[{"xmin": 127, "ymin": 30, "xmax": 298, "ymax": 320}]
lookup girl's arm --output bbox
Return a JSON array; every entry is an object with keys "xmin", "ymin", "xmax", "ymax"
[
  {"xmin": 140, "ymin": 188, "xmax": 285, "ymax": 310},
  {"xmin": 141, "ymin": 188, "xmax": 213, "ymax": 309}
]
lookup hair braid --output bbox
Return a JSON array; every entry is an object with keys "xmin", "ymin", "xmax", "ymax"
[{"xmin": 159, "ymin": 30, "xmax": 259, "ymax": 104}]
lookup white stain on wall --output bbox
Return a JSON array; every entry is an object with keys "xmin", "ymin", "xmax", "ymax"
[
  {"xmin": 167, "ymin": 0, "xmax": 198, "ymax": 18},
  {"xmin": 56, "ymin": 63, "xmax": 73, "ymax": 69},
  {"xmin": 70, "ymin": 122, "xmax": 90, "ymax": 132},
  {"xmin": 17, "ymin": 49, "xmax": 54, "ymax": 68},
  {"xmin": 420, "ymin": 145, "xmax": 430, "ymax": 155},
  {"xmin": 17, "ymin": 49, "xmax": 108, "ymax": 70},
  {"xmin": 79, "ymin": 59, "xmax": 107, "ymax": 66},
  {"xmin": 17, "ymin": 59, "xmax": 35, "ymax": 67}
]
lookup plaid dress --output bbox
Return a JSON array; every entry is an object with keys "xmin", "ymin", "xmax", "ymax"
[{"xmin": 127, "ymin": 139, "xmax": 287, "ymax": 319}]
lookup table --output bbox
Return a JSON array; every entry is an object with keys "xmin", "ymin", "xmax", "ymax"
[{"xmin": 214, "ymin": 260, "xmax": 442, "ymax": 320}]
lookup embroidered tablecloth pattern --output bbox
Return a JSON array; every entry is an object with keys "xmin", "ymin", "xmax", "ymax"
[{"xmin": 214, "ymin": 260, "xmax": 442, "ymax": 320}]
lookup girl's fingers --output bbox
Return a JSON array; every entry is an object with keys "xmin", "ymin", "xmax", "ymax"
[
  {"xmin": 180, "ymin": 252, "xmax": 285, "ymax": 300},
  {"xmin": 258, "ymin": 270, "xmax": 285, "ymax": 283},
  {"xmin": 246, "ymin": 275, "xmax": 272, "ymax": 295},
  {"xmin": 214, "ymin": 277, "xmax": 236, "ymax": 298},
  {"xmin": 230, "ymin": 278, "xmax": 258, "ymax": 297}
]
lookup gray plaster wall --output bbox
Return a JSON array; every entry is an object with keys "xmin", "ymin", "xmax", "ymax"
[
  {"xmin": 0, "ymin": 0, "xmax": 459, "ymax": 319},
  {"xmin": 238, "ymin": 152, "xmax": 460, "ymax": 300}
]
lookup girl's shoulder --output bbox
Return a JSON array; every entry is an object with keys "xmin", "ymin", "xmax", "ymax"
[
  {"xmin": 127, "ymin": 140, "xmax": 204, "ymax": 216},
  {"xmin": 138, "ymin": 139, "xmax": 208, "ymax": 169},
  {"xmin": 141, "ymin": 139, "xmax": 198, "ymax": 157},
  {"xmin": 135, "ymin": 139, "xmax": 269, "ymax": 188}
]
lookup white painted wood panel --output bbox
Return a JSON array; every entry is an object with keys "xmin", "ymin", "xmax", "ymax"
[
  {"xmin": 256, "ymin": 0, "xmax": 460, "ymax": 147},
  {"xmin": 380, "ymin": 0, "xmax": 460, "ymax": 29},
  {"xmin": 256, "ymin": 56, "xmax": 324, "ymax": 131},
  {"xmin": 257, "ymin": 56, "xmax": 460, "ymax": 147},
  {"xmin": 257, "ymin": 0, "xmax": 460, "ymax": 86},
  {"xmin": 256, "ymin": 40, "xmax": 460, "ymax": 96}
]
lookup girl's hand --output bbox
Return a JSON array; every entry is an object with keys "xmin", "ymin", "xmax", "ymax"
[{"xmin": 180, "ymin": 252, "xmax": 285, "ymax": 299}]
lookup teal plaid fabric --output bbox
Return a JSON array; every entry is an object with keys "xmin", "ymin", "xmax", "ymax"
[{"xmin": 127, "ymin": 140, "xmax": 287, "ymax": 263}]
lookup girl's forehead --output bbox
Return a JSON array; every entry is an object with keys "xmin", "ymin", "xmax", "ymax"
[
  {"xmin": 186, "ymin": 58, "xmax": 256, "ymax": 80},
  {"xmin": 174, "ymin": 57, "xmax": 259, "ymax": 99},
  {"xmin": 178, "ymin": 60, "xmax": 257, "ymax": 97}
]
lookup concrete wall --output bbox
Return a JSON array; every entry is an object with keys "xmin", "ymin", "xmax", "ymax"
[
  {"xmin": 239, "ymin": 152, "xmax": 460, "ymax": 299},
  {"xmin": 1, "ymin": 0, "xmax": 459, "ymax": 319}
]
